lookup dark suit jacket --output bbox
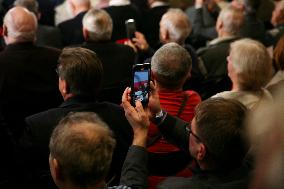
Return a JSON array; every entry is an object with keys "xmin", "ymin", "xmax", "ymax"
[
  {"xmin": 19, "ymin": 96, "xmax": 133, "ymax": 188},
  {"xmin": 104, "ymin": 5, "xmax": 141, "ymax": 42},
  {"xmin": 81, "ymin": 41, "xmax": 135, "ymax": 104},
  {"xmin": 194, "ymin": 37, "xmax": 237, "ymax": 99},
  {"xmin": 58, "ymin": 11, "xmax": 87, "ymax": 46},
  {"xmin": 36, "ymin": 24, "xmax": 63, "ymax": 49},
  {"xmin": 0, "ymin": 42, "xmax": 62, "ymax": 139},
  {"xmin": 156, "ymin": 114, "xmax": 251, "ymax": 189},
  {"xmin": 142, "ymin": 5, "xmax": 170, "ymax": 48}
]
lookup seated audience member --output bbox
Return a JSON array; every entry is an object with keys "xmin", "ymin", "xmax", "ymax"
[
  {"xmin": 196, "ymin": 6, "xmax": 244, "ymax": 99},
  {"xmin": 212, "ymin": 38, "xmax": 273, "ymax": 110},
  {"xmin": 0, "ymin": 6, "xmax": 62, "ymax": 140},
  {"xmin": 231, "ymin": 0, "xmax": 268, "ymax": 46},
  {"xmin": 81, "ymin": 8, "xmax": 135, "ymax": 104},
  {"xmin": 266, "ymin": 36, "xmax": 284, "ymax": 96},
  {"xmin": 58, "ymin": 0, "xmax": 90, "ymax": 46},
  {"xmin": 14, "ymin": 0, "xmax": 63, "ymax": 48},
  {"xmin": 142, "ymin": 0, "xmax": 170, "ymax": 48},
  {"xmin": 49, "ymin": 111, "xmax": 148, "ymax": 189},
  {"xmin": 247, "ymin": 86, "xmax": 284, "ymax": 189},
  {"xmin": 185, "ymin": 0, "xmax": 220, "ymax": 48},
  {"xmin": 131, "ymin": 9, "xmax": 198, "ymax": 73},
  {"xmin": 121, "ymin": 84, "xmax": 251, "ymax": 189},
  {"xmin": 19, "ymin": 47, "xmax": 133, "ymax": 188},
  {"xmin": 103, "ymin": 0, "xmax": 141, "ymax": 42},
  {"xmin": 147, "ymin": 43, "xmax": 201, "ymax": 188},
  {"xmin": 267, "ymin": 0, "xmax": 284, "ymax": 47}
]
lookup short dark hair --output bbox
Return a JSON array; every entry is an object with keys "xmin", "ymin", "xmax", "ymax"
[
  {"xmin": 49, "ymin": 112, "xmax": 116, "ymax": 188},
  {"xmin": 57, "ymin": 47, "xmax": 103, "ymax": 97},
  {"xmin": 195, "ymin": 98, "xmax": 248, "ymax": 169}
]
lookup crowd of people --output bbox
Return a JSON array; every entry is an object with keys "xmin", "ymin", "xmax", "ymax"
[{"xmin": 0, "ymin": 0, "xmax": 283, "ymax": 189}]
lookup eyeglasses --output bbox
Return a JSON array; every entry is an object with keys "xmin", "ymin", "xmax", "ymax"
[{"xmin": 186, "ymin": 122, "xmax": 202, "ymax": 142}]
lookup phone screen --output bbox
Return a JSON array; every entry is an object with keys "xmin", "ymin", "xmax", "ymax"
[{"xmin": 132, "ymin": 67, "xmax": 150, "ymax": 106}]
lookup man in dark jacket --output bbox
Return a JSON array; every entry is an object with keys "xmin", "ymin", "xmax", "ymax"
[{"xmin": 18, "ymin": 47, "xmax": 133, "ymax": 188}]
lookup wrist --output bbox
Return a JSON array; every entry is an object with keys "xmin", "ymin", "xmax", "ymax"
[
  {"xmin": 132, "ymin": 132, "xmax": 147, "ymax": 147},
  {"xmin": 152, "ymin": 109, "xmax": 167, "ymax": 125}
]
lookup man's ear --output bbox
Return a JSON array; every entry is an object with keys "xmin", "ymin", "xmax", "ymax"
[
  {"xmin": 59, "ymin": 78, "xmax": 70, "ymax": 94},
  {"xmin": 196, "ymin": 143, "xmax": 206, "ymax": 161},
  {"xmin": 3, "ymin": 25, "xmax": 8, "ymax": 37},
  {"xmin": 82, "ymin": 28, "xmax": 89, "ymax": 40},
  {"xmin": 151, "ymin": 70, "xmax": 156, "ymax": 81},
  {"xmin": 49, "ymin": 156, "xmax": 62, "ymax": 181}
]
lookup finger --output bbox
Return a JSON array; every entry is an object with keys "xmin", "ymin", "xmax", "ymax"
[
  {"xmin": 135, "ymin": 100, "xmax": 144, "ymax": 113},
  {"xmin": 122, "ymin": 87, "xmax": 131, "ymax": 107}
]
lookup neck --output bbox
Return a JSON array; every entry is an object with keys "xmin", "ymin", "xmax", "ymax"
[
  {"xmin": 73, "ymin": 6, "xmax": 89, "ymax": 16},
  {"xmin": 156, "ymin": 83, "xmax": 183, "ymax": 92}
]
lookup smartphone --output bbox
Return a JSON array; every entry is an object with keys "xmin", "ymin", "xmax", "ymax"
[
  {"xmin": 125, "ymin": 19, "xmax": 136, "ymax": 40},
  {"xmin": 131, "ymin": 63, "xmax": 151, "ymax": 107}
]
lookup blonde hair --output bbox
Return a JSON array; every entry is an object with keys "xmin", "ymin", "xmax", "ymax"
[{"xmin": 230, "ymin": 38, "xmax": 272, "ymax": 91}]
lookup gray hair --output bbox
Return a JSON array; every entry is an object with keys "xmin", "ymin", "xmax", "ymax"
[
  {"xmin": 217, "ymin": 6, "xmax": 244, "ymax": 36},
  {"xmin": 230, "ymin": 38, "xmax": 272, "ymax": 91},
  {"xmin": 160, "ymin": 8, "xmax": 191, "ymax": 45},
  {"xmin": 3, "ymin": 7, "xmax": 37, "ymax": 42},
  {"xmin": 83, "ymin": 8, "xmax": 113, "ymax": 41},
  {"xmin": 151, "ymin": 42, "xmax": 192, "ymax": 89}
]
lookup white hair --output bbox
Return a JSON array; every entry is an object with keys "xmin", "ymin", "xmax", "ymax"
[
  {"xmin": 218, "ymin": 6, "xmax": 244, "ymax": 36},
  {"xmin": 82, "ymin": 8, "xmax": 112, "ymax": 41},
  {"xmin": 160, "ymin": 8, "xmax": 191, "ymax": 45}
]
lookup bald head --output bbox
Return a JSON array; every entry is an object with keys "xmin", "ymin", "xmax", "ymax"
[{"xmin": 3, "ymin": 6, "xmax": 37, "ymax": 44}]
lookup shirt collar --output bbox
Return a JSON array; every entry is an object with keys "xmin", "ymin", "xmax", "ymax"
[
  {"xmin": 208, "ymin": 36, "xmax": 237, "ymax": 46},
  {"xmin": 151, "ymin": 1, "xmax": 170, "ymax": 8},
  {"xmin": 109, "ymin": 0, "xmax": 130, "ymax": 6}
]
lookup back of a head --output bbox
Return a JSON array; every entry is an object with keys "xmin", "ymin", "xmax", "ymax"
[
  {"xmin": 3, "ymin": 6, "xmax": 37, "ymax": 43},
  {"xmin": 57, "ymin": 47, "xmax": 103, "ymax": 97},
  {"xmin": 273, "ymin": 36, "xmax": 284, "ymax": 71},
  {"xmin": 151, "ymin": 42, "xmax": 192, "ymax": 90},
  {"xmin": 82, "ymin": 8, "xmax": 113, "ymax": 42},
  {"xmin": 230, "ymin": 38, "xmax": 272, "ymax": 91},
  {"xmin": 195, "ymin": 98, "xmax": 248, "ymax": 169},
  {"xmin": 160, "ymin": 8, "xmax": 191, "ymax": 45},
  {"xmin": 218, "ymin": 6, "xmax": 244, "ymax": 36},
  {"xmin": 13, "ymin": 0, "xmax": 39, "ymax": 16},
  {"xmin": 49, "ymin": 112, "xmax": 116, "ymax": 188}
]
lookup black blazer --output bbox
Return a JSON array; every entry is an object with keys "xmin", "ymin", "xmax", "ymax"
[
  {"xmin": 58, "ymin": 11, "xmax": 87, "ymax": 46},
  {"xmin": 20, "ymin": 96, "xmax": 133, "ymax": 187},
  {"xmin": 142, "ymin": 5, "xmax": 170, "ymax": 48},
  {"xmin": 81, "ymin": 41, "xmax": 135, "ymax": 104},
  {"xmin": 0, "ymin": 42, "xmax": 62, "ymax": 139},
  {"xmin": 104, "ymin": 5, "xmax": 141, "ymax": 42}
]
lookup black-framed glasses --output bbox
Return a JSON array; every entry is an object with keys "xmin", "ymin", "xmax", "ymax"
[{"xmin": 186, "ymin": 122, "xmax": 202, "ymax": 142}]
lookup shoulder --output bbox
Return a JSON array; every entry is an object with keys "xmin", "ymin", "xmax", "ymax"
[
  {"xmin": 158, "ymin": 176, "xmax": 198, "ymax": 189},
  {"xmin": 185, "ymin": 90, "xmax": 202, "ymax": 102}
]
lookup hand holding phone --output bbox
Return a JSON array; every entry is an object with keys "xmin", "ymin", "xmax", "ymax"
[{"xmin": 131, "ymin": 63, "xmax": 150, "ymax": 107}]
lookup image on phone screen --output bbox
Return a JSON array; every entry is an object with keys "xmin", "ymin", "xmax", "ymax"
[{"xmin": 132, "ymin": 69, "xmax": 149, "ymax": 106}]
